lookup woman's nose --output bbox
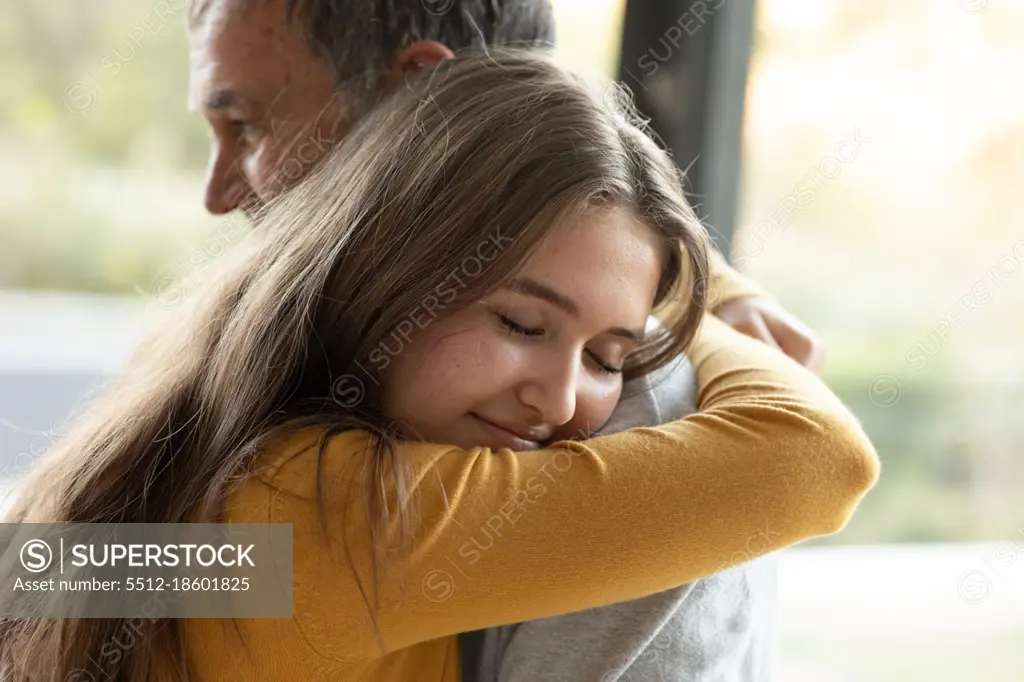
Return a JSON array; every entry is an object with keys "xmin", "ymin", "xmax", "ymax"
[{"xmin": 517, "ymin": 354, "xmax": 580, "ymax": 427}]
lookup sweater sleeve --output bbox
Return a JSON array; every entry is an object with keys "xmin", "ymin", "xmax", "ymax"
[
  {"xmin": 252, "ymin": 314, "xmax": 879, "ymax": 657},
  {"xmin": 707, "ymin": 248, "xmax": 771, "ymax": 310}
]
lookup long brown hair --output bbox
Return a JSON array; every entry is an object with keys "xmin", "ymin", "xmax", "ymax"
[{"xmin": 0, "ymin": 50, "xmax": 710, "ymax": 680}]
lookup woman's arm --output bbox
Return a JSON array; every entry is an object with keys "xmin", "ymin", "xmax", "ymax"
[
  {"xmin": 706, "ymin": 248, "xmax": 771, "ymax": 309},
  {"xmin": 248, "ymin": 314, "xmax": 878, "ymax": 655}
]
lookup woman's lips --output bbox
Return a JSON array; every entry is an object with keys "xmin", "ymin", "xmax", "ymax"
[{"xmin": 469, "ymin": 414, "xmax": 542, "ymax": 451}]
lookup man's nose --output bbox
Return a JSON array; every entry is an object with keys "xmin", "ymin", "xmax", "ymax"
[
  {"xmin": 203, "ymin": 143, "xmax": 250, "ymax": 216},
  {"xmin": 519, "ymin": 354, "xmax": 580, "ymax": 427}
]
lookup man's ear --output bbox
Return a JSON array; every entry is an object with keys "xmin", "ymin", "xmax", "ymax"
[{"xmin": 384, "ymin": 41, "xmax": 456, "ymax": 87}]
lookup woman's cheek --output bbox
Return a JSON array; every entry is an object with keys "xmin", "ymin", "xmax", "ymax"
[
  {"xmin": 583, "ymin": 386, "xmax": 622, "ymax": 437},
  {"xmin": 472, "ymin": 332, "xmax": 527, "ymax": 384},
  {"xmin": 406, "ymin": 320, "xmax": 510, "ymax": 396}
]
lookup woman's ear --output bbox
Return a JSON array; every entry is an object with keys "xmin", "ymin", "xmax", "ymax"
[{"xmin": 385, "ymin": 41, "xmax": 456, "ymax": 86}]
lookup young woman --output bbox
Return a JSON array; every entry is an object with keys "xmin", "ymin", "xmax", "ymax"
[{"xmin": 1, "ymin": 51, "xmax": 878, "ymax": 681}]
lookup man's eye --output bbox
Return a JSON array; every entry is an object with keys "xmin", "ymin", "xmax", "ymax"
[{"xmin": 230, "ymin": 121, "xmax": 261, "ymax": 144}]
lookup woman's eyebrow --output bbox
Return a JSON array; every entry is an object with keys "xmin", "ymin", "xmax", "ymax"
[{"xmin": 504, "ymin": 277, "xmax": 646, "ymax": 343}]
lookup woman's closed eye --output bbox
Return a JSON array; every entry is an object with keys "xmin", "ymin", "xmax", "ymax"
[
  {"xmin": 587, "ymin": 351, "xmax": 622, "ymax": 375},
  {"xmin": 497, "ymin": 313, "xmax": 544, "ymax": 338},
  {"xmin": 496, "ymin": 313, "xmax": 622, "ymax": 375}
]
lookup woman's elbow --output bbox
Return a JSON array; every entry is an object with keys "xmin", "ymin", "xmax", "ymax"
[{"xmin": 811, "ymin": 409, "xmax": 881, "ymax": 535}]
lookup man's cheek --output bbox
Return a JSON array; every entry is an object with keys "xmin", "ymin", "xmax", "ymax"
[
  {"xmin": 249, "ymin": 141, "xmax": 304, "ymax": 199},
  {"xmin": 244, "ymin": 150, "xmax": 280, "ymax": 201},
  {"xmin": 272, "ymin": 150, "xmax": 303, "ymax": 197}
]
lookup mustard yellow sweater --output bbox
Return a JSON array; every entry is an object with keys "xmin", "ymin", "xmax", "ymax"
[
  {"xmin": 706, "ymin": 249, "xmax": 769, "ymax": 310},
  {"xmin": 180, "ymin": 313, "xmax": 879, "ymax": 681}
]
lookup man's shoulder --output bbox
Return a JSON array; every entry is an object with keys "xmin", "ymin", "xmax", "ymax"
[
  {"xmin": 601, "ymin": 353, "xmax": 697, "ymax": 434},
  {"xmin": 646, "ymin": 353, "xmax": 698, "ymax": 420},
  {"xmin": 641, "ymin": 315, "xmax": 699, "ymax": 419}
]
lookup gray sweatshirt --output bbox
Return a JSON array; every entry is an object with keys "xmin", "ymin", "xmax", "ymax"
[{"xmin": 459, "ymin": 352, "xmax": 779, "ymax": 682}]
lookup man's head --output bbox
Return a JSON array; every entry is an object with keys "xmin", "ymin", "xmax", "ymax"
[{"xmin": 187, "ymin": 0, "xmax": 555, "ymax": 216}]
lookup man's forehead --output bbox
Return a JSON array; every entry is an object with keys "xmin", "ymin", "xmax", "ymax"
[
  {"xmin": 187, "ymin": 44, "xmax": 258, "ymax": 114},
  {"xmin": 187, "ymin": 0, "xmax": 294, "ymax": 112},
  {"xmin": 189, "ymin": 0, "xmax": 295, "ymax": 48}
]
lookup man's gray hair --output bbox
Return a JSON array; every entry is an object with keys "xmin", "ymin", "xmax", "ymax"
[{"xmin": 188, "ymin": 0, "xmax": 556, "ymax": 93}]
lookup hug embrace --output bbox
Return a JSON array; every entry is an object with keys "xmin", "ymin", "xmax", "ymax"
[{"xmin": 0, "ymin": 2, "xmax": 879, "ymax": 681}]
